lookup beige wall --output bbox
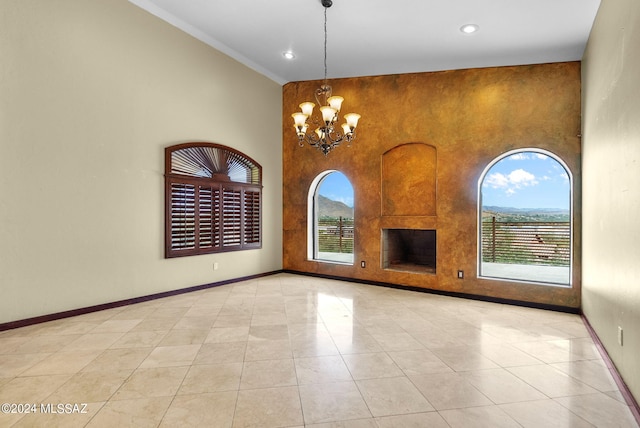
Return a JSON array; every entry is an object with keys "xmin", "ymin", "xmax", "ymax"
[
  {"xmin": 0, "ymin": 0, "xmax": 283, "ymax": 324},
  {"xmin": 582, "ymin": 0, "xmax": 640, "ymax": 400}
]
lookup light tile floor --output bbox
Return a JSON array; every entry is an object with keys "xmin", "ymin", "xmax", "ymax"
[{"xmin": 0, "ymin": 273, "xmax": 637, "ymax": 427}]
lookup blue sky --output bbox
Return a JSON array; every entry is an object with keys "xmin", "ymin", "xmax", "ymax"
[
  {"xmin": 481, "ymin": 151, "xmax": 570, "ymax": 209},
  {"xmin": 319, "ymin": 172, "xmax": 354, "ymax": 207}
]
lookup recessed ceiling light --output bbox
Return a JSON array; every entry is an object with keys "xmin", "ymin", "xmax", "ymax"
[
  {"xmin": 283, "ymin": 51, "xmax": 295, "ymax": 60},
  {"xmin": 460, "ymin": 24, "xmax": 479, "ymax": 34}
]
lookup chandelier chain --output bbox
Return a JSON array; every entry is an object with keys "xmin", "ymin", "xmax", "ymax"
[{"xmin": 323, "ymin": 6, "xmax": 328, "ymax": 85}]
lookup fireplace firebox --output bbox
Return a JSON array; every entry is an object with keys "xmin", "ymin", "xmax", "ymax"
[{"xmin": 382, "ymin": 229, "xmax": 436, "ymax": 274}]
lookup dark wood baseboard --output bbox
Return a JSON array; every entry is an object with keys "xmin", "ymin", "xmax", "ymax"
[
  {"xmin": 582, "ymin": 316, "xmax": 640, "ymax": 425},
  {"xmin": 0, "ymin": 270, "xmax": 283, "ymax": 332},
  {"xmin": 283, "ymin": 269, "xmax": 581, "ymax": 314}
]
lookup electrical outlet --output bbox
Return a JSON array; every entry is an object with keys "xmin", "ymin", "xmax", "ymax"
[
  {"xmin": 618, "ymin": 326, "xmax": 623, "ymax": 346},
  {"xmin": 457, "ymin": 270, "xmax": 464, "ymax": 279},
  {"xmin": 213, "ymin": 262, "xmax": 219, "ymax": 271},
  {"xmin": 361, "ymin": 261, "xmax": 366, "ymax": 268}
]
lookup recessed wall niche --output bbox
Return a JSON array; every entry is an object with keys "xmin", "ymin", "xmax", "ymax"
[{"xmin": 381, "ymin": 143, "xmax": 436, "ymax": 216}]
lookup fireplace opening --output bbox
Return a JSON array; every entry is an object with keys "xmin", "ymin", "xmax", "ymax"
[{"xmin": 382, "ymin": 229, "xmax": 436, "ymax": 274}]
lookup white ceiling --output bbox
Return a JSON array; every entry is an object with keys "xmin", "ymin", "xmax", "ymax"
[{"xmin": 129, "ymin": 0, "xmax": 601, "ymax": 85}]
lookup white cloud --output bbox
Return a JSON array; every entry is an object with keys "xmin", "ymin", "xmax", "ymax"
[
  {"xmin": 508, "ymin": 169, "xmax": 538, "ymax": 186},
  {"xmin": 484, "ymin": 168, "xmax": 538, "ymax": 197},
  {"xmin": 484, "ymin": 172, "xmax": 510, "ymax": 188},
  {"xmin": 535, "ymin": 153, "xmax": 548, "ymax": 160},
  {"xmin": 509, "ymin": 153, "xmax": 529, "ymax": 161}
]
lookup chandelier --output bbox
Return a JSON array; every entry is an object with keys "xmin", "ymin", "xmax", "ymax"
[{"xmin": 291, "ymin": 0, "xmax": 361, "ymax": 156}]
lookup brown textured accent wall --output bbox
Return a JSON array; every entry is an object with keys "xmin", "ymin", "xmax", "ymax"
[
  {"xmin": 382, "ymin": 143, "xmax": 437, "ymax": 217},
  {"xmin": 283, "ymin": 62, "xmax": 582, "ymax": 308}
]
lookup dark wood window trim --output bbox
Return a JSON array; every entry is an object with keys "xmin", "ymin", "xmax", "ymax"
[{"xmin": 165, "ymin": 142, "xmax": 262, "ymax": 258}]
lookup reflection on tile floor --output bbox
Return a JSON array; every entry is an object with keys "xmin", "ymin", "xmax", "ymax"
[{"xmin": 0, "ymin": 273, "xmax": 637, "ymax": 427}]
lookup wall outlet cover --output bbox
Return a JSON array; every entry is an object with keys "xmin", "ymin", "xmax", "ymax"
[{"xmin": 618, "ymin": 326, "xmax": 623, "ymax": 346}]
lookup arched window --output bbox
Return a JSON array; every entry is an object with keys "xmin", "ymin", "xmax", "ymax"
[
  {"xmin": 307, "ymin": 171, "xmax": 354, "ymax": 264},
  {"xmin": 478, "ymin": 149, "xmax": 572, "ymax": 286},
  {"xmin": 165, "ymin": 142, "xmax": 262, "ymax": 258}
]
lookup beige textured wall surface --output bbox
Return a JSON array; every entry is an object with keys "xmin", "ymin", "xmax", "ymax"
[
  {"xmin": 0, "ymin": 0, "xmax": 283, "ymax": 324},
  {"xmin": 283, "ymin": 62, "xmax": 582, "ymax": 309},
  {"xmin": 582, "ymin": 0, "xmax": 640, "ymax": 402}
]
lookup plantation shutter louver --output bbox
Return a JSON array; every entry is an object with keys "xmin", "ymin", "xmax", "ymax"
[
  {"xmin": 222, "ymin": 187, "xmax": 242, "ymax": 247},
  {"xmin": 197, "ymin": 185, "xmax": 215, "ymax": 249},
  {"xmin": 244, "ymin": 190, "xmax": 261, "ymax": 244},
  {"xmin": 170, "ymin": 183, "xmax": 196, "ymax": 250},
  {"xmin": 165, "ymin": 143, "xmax": 262, "ymax": 258}
]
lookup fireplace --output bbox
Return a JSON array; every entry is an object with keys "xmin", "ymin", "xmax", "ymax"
[{"xmin": 382, "ymin": 229, "xmax": 436, "ymax": 274}]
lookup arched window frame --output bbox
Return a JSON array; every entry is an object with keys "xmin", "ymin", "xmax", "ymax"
[
  {"xmin": 165, "ymin": 142, "xmax": 262, "ymax": 258},
  {"xmin": 307, "ymin": 170, "xmax": 355, "ymax": 265},
  {"xmin": 477, "ymin": 148, "xmax": 573, "ymax": 287}
]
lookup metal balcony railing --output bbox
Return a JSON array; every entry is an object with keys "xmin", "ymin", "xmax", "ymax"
[
  {"xmin": 317, "ymin": 217, "xmax": 354, "ymax": 254},
  {"xmin": 481, "ymin": 217, "xmax": 570, "ymax": 266}
]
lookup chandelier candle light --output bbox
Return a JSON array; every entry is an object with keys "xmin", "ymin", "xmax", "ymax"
[{"xmin": 292, "ymin": 0, "xmax": 361, "ymax": 156}]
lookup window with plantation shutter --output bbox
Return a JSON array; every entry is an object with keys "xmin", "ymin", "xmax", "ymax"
[{"xmin": 165, "ymin": 142, "xmax": 262, "ymax": 258}]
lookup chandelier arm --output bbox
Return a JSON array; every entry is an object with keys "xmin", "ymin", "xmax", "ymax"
[
  {"xmin": 325, "ymin": 129, "xmax": 344, "ymax": 145},
  {"xmin": 305, "ymin": 132, "xmax": 322, "ymax": 147}
]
